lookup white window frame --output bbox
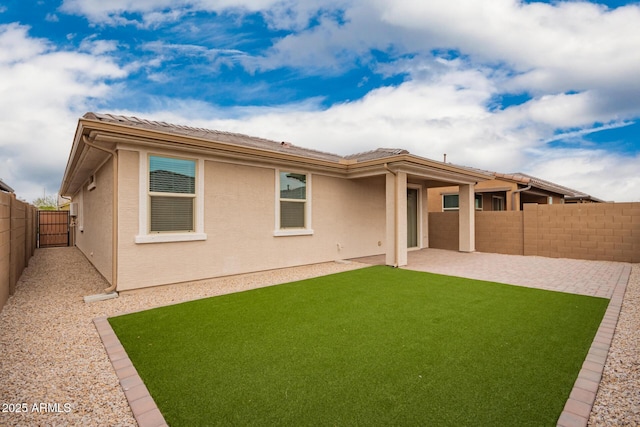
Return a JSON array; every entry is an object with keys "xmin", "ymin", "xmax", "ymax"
[
  {"xmin": 442, "ymin": 193, "xmax": 483, "ymax": 211},
  {"xmin": 442, "ymin": 193, "xmax": 459, "ymax": 211},
  {"xmin": 492, "ymin": 195, "xmax": 505, "ymax": 211},
  {"xmin": 475, "ymin": 193, "xmax": 483, "ymax": 211},
  {"xmin": 135, "ymin": 151, "xmax": 206, "ymax": 244},
  {"xmin": 274, "ymin": 169, "xmax": 313, "ymax": 237}
]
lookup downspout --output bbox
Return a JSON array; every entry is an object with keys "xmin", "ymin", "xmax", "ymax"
[
  {"xmin": 384, "ymin": 163, "xmax": 399, "ymax": 267},
  {"xmin": 511, "ymin": 185, "xmax": 532, "ymax": 211},
  {"xmin": 82, "ymin": 135, "xmax": 118, "ymax": 293}
]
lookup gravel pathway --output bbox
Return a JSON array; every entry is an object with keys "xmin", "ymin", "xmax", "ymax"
[
  {"xmin": 0, "ymin": 247, "xmax": 637, "ymax": 426},
  {"xmin": 589, "ymin": 264, "xmax": 640, "ymax": 426}
]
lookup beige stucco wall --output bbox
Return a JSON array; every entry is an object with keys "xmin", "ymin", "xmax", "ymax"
[
  {"xmin": 73, "ymin": 157, "xmax": 113, "ymax": 283},
  {"xmin": 116, "ymin": 151, "xmax": 388, "ymax": 290}
]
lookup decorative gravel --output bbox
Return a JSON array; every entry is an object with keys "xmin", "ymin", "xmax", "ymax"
[
  {"xmin": 0, "ymin": 247, "xmax": 366, "ymax": 426},
  {"xmin": 589, "ymin": 264, "xmax": 640, "ymax": 426},
  {"xmin": 0, "ymin": 247, "xmax": 637, "ymax": 426}
]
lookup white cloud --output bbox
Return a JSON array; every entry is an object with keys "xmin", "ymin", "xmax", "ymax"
[
  {"xmin": 0, "ymin": 23, "xmax": 47, "ymax": 63},
  {"xmin": 5, "ymin": 1, "xmax": 640, "ymax": 203},
  {"xmin": 525, "ymin": 149, "xmax": 640, "ymax": 202},
  {"xmin": 132, "ymin": 57, "xmax": 638, "ymax": 201},
  {"xmin": 78, "ymin": 37, "xmax": 119, "ymax": 55},
  {"xmin": 0, "ymin": 23, "xmax": 126, "ymax": 202},
  {"xmin": 59, "ymin": 0, "xmax": 286, "ymax": 27},
  {"xmin": 375, "ymin": 1, "xmax": 640, "ymax": 102},
  {"xmin": 59, "ymin": 0, "xmax": 349, "ymax": 28},
  {"xmin": 142, "ymin": 40, "xmax": 249, "ymax": 72}
]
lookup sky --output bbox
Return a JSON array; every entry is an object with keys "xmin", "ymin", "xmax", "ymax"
[{"xmin": 1, "ymin": 0, "xmax": 639, "ymax": 203}]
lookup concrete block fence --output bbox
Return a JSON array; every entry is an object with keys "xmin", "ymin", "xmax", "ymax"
[
  {"xmin": 429, "ymin": 202, "xmax": 639, "ymax": 263},
  {"xmin": 0, "ymin": 191, "xmax": 37, "ymax": 312}
]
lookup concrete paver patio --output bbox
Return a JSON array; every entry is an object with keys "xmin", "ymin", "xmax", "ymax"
[{"xmin": 353, "ymin": 248, "xmax": 628, "ymax": 298}]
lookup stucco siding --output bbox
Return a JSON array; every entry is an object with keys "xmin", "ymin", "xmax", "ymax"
[
  {"xmin": 73, "ymin": 157, "xmax": 113, "ymax": 283},
  {"xmin": 116, "ymin": 156, "xmax": 387, "ymax": 290},
  {"xmin": 312, "ymin": 174, "xmax": 386, "ymax": 259}
]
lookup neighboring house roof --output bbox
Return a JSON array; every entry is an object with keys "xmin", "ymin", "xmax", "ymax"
[
  {"xmin": 0, "ymin": 178, "xmax": 14, "ymax": 193},
  {"xmin": 433, "ymin": 164, "xmax": 602, "ymax": 202},
  {"xmin": 494, "ymin": 172, "xmax": 601, "ymax": 200},
  {"xmin": 564, "ymin": 194, "xmax": 607, "ymax": 203}
]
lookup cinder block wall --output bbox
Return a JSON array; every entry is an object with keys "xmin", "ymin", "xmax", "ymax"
[
  {"xmin": 524, "ymin": 203, "xmax": 639, "ymax": 263},
  {"xmin": 0, "ymin": 192, "xmax": 37, "ymax": 313},
  {"xmin": 429, "ymin": 202, "xmax": 639, "ymax": 263},
  {"xmin": 476, "ymin": 211, "xmax": 524, "ymax": 255},
  {"xmin": 0, "ymin": 192, "xmax": 10, "ymax": 311},
  {"xmin": 428, "ymin": 212, "xmax": 459, "ymax": 250},
  {"xmin": 9, "ymin": 195, "xmax": 25, "ymax": 296}
]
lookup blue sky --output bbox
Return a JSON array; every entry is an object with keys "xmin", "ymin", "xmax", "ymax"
[{"xmin": 1, "ymin": 0, "xmax": 639, "ymax": 202}]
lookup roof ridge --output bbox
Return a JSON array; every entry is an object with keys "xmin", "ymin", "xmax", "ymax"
[
  {"xmin": 344, "ymin": 147, "xmax": 409, "ymax": 161},
  {"xmin": 84, "ymin": 112, "xmax": 345, "ymax": 162}
]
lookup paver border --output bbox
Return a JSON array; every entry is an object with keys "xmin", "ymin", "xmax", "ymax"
[
  {"xmin": 93, "ymin": 264, "xmax": 633, "ymax": 427},
  {"xmin": 93, "ymin": 317, "xmax": 168, "ymax": 427},
  {"xmin": 556, "ymin": 264, "xmax": 632, "ymax": 427}
]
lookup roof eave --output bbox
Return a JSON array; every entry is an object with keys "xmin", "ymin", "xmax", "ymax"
[
  {"xmin": 58, "ymin": 121, "xmax": 87, "ymax": 197},
  {"xmin": 61, "ymin": 117, "xmax": 493, "ymax": 196},
  {"xmin": 347, "ymin": 154, "xmax": 493, "ymax": 183}
]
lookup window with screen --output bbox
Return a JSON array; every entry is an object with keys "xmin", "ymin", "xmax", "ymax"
[
  {"xmin": 149, "ymin": 156, "xmax": 196, "ymax": 232},
  {"xmin": 279, "ymin": 172, "xmax": 307, "ymax": 229}
]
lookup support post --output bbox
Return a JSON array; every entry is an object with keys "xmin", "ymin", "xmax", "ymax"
[
  {"xmin": 385, "ymin": 171, "xmax": 408, "ymax": 267},
  {"xmin": 459, "ymin": 184, "xmax": 476, "ymax": 252},
  {"xmin": 395, "ymin": 172, "xmax": 408, "ymax": 266},
  {"xmin": 385, "ymin": 173, "xmax": 396, "ymax": 266}
]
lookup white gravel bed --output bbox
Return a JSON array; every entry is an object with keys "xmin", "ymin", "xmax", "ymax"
[
  {"xmin": 589, "ymin": 263, "xmax": 640, "ymax": 426},
  {"xmin": 0, "ymin": 247, "xmax": 366, "ymax": 426}
]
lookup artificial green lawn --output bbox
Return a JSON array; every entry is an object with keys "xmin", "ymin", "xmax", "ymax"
[{"xmin": 109, "ymin": 266, "xmax": 608, "ymax": 426}]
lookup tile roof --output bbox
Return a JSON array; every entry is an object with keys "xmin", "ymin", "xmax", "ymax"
[
  {"xmin": 446, "ymin": 169, "xmax": 599, "ymax": 200},
  {"xmin": 61, "ymin": 112, "xmax": 497, "ymax": 197},
  {"xmin": 81, "ymin": 113, "xmax": 599, "ymax": 200},
  {"xmin": 84, "ymin": 112, "xmax": 347, "ymax": 163},
  {"xmin": 83, "ymin": 113, "xmax": 422, "ymax": 166},
  {"xmin": 495, "ymin": 172, "xmax": 587, "ymax": 197},
  {"xmin": 344, "ymin": 148, "xmax": 410, "ymax": 162}
]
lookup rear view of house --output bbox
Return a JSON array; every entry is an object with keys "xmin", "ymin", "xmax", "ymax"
[{"xmin": 59, "ymin": 113, "xmax": 491, "ymax": 291}]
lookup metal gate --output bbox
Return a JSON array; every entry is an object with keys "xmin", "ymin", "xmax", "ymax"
[{"xmin": 38, "ymin": 211, "xmax": 70, "ymax": 248}]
